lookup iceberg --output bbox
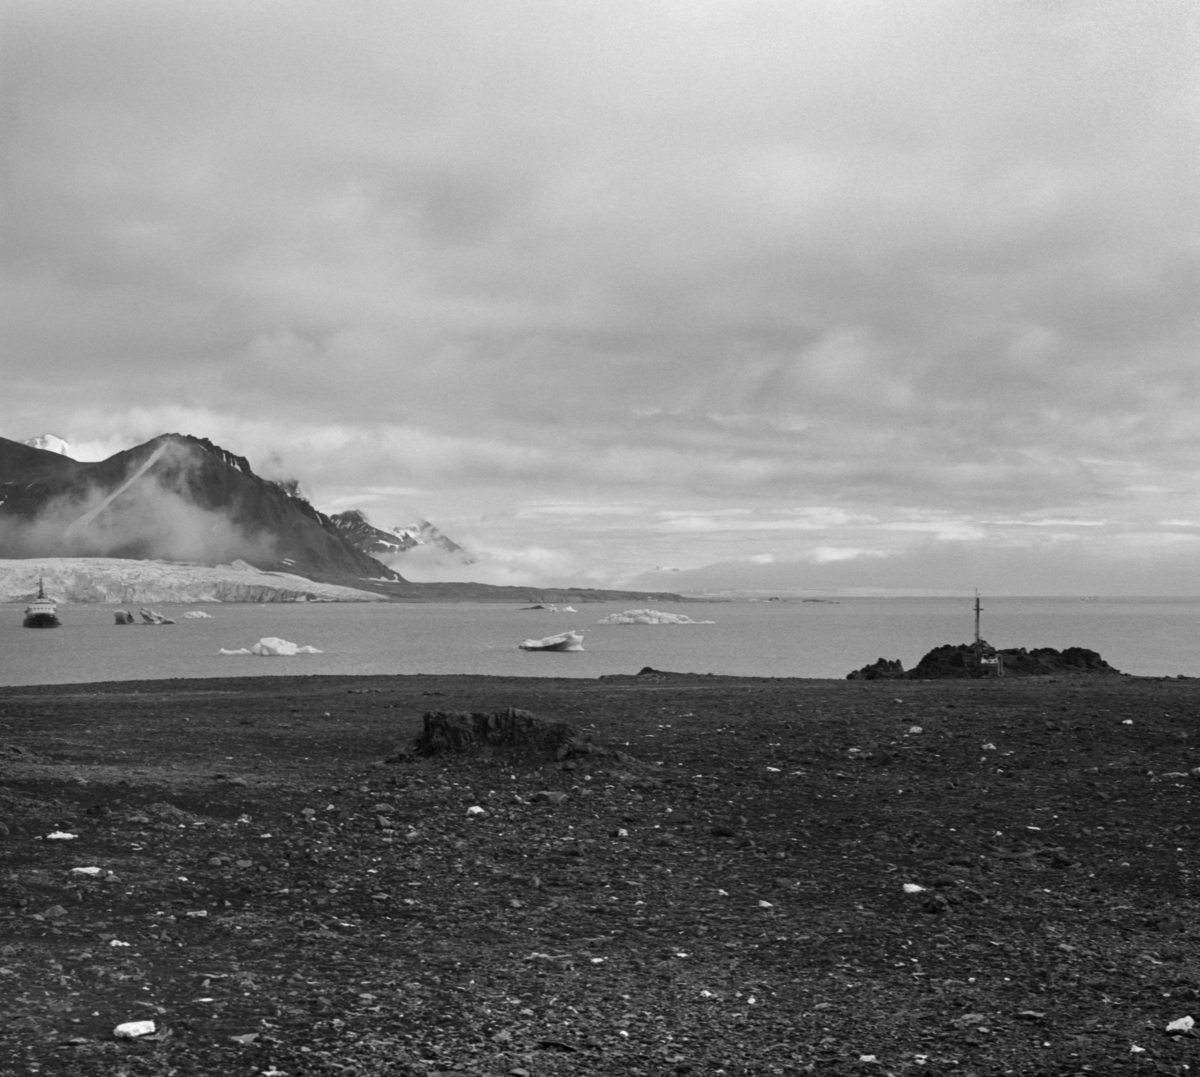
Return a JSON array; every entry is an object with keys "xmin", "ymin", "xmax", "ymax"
[
  {"xmin": 219, "ymin": 637, "xmax": 324, "ymax": 657},
  {"xmin": 596, "ymin": 608, "xmax": 714, "ymax": 625},
  {"xmin": 518, "ymin": 631, "xmax": 585, "ymax": 652},
  {"xmin": 183, "ymin": 610, "xmax": 213, "ymax": 619},
  {"xmin": 139, "ymin": 607, "xmax": 175, "ymax": 625}
]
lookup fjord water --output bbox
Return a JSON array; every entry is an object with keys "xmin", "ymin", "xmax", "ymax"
[{"xmin": 2, "ymin": 597, "xmax": 1198, "ymax": 687}]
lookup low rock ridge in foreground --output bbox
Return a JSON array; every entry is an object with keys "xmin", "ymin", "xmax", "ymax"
[{"xmin": 848, "ymin": 640, "xmax": 1121, "ymax": 679}]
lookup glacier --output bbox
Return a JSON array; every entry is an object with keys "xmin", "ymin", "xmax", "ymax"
[{"xmin": 0, "ymin": 558, "xmax": 389, "ymax": 604}]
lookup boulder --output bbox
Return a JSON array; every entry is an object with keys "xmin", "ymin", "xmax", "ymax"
[{"xmin": 411, "ymin": 708, "xmax": 589, "ymax": 760}]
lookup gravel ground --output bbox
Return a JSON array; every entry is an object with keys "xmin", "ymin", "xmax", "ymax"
[{"xmin": 1, "ymin": 672, "xmax": 1198, "ymax": 1076}]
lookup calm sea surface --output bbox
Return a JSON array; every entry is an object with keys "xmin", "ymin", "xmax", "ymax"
[{"xmin": 1, "ymin": 597, "xmax": 1197, "ymax": 687}]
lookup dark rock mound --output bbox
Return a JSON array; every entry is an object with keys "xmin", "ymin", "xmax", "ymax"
[
  {"xmin": 905, "ymin": 642, "xmax": 1120, "ymax": 679},
  {"xmin": 906, "ymin": 643, "xmax": 994, "ymax": 679},
  {"xmin": 404, "ymin": 708, "xmax": 596, "ymax": 761},
  {"xmin": 994, "ymin": 646, "xmax": 1120, "ymax": 676},
  {"xmin": 846, "ymin": 658, "xmax": 906, "ymax": 680}
]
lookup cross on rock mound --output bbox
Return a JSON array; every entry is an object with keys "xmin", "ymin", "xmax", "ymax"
[{"xmin": 410, "ymin": 707, "xmax": 597, "ymax": 761}]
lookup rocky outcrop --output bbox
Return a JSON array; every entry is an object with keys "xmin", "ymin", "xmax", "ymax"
[
  {"xmin": 847, "ymin": 642, "xmax": 1122, "ymax": 679},
  {"xmin": 991, "ymin": 646, "xmax": 1119, "ymax": 676},
  {"xmin": 846, "ymin": 658, "xmax": 906, "ymax": 680}
]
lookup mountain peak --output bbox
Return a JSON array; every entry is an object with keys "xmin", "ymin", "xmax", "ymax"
[
  {"xmin": 0, "ymin": 433, "xmax": 403, "ymax": 582},
  {"xmin": 21, "ymin": 433, "xmax": 73, "ymax": 457}
]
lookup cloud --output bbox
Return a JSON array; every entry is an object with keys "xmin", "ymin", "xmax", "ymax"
[
  {"xmin": 4, "ymin": 1, "xmax": 1199, "ymax": 592},
  {"xmin": 393, "ymin": 541, "xmax": 603, "ymax": 589}
]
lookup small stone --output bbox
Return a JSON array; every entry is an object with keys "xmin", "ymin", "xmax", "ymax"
[{"xmin": 43, "ymin": 905, "xmax": 68, "ymax": 918}]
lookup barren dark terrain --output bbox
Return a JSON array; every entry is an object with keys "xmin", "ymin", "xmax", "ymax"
[{"xmin": 1, "ymin": 672, "xmax": 1198, "ymax": 1076}]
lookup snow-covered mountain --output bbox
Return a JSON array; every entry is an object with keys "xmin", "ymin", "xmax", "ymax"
[
  {"xmin": 392, "ymin": 519, "xmax": 474, "ymax": 563},
  {"xmin": 22, "ymin": 433, "xmax": 72, "ymax": 455},
  {"xmin": 328, "ymin": 511, "xmax": 473, "ymax": 565}
]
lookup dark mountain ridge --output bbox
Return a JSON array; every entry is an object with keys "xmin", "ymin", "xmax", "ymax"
[
  {"xmin": 1, "ymin": 433, "xmax": 690, "ymax": 603},
  {"xmin": 327, "ymin": 509, "xmax": 417, "ymax": 559},
  {"xmin": 0, "ymin": 433, "xmax": 402, "ymax": 581}
]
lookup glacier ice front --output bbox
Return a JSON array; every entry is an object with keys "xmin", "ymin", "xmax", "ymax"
[{"xmin": 219, "ymin": 637, "xmax": 323, "ymax": 657}]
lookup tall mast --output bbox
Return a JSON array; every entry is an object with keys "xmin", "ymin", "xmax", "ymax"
[{"xmin": 974, "ymin": 590, "xmax": 981, "ymax": 647}]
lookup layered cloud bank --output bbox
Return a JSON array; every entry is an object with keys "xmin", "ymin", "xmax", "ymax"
[
  {"xmin": 5, "ymin": 3, "xmax": 1199, "ymax": 594},
  {"xmin": 0, "ymin": 560, "xmax": 386, "ymax": 605}
]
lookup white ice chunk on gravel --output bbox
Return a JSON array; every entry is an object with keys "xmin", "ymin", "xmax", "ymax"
[
  {"xmin": 1166, "ymin": 1016, "xmax": 1195, "ymax": 1034},
  {"xmin": 114, "ymin": 1020, "xmax": 155, "ymax": 1039}
]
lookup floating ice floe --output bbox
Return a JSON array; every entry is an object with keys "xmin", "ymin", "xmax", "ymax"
[
  {"xmin": 596, "ymin": 608, "xmax": 715, "ymax": 625},
  {"xmin": 219, "ymin": 637, "xmax": 323, "ymax": 657},
  {"xmin": 519, "ymin": 631, "xmax": 584, "ymax": 652},
  {"xmin": 183, "ymin": 610, "xmax": 212, "ymax": 619}
]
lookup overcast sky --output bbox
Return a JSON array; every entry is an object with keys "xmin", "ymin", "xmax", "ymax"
[{"xmin": 4, "ymin": 1, "xmax": 1199, "ymax": 593}]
